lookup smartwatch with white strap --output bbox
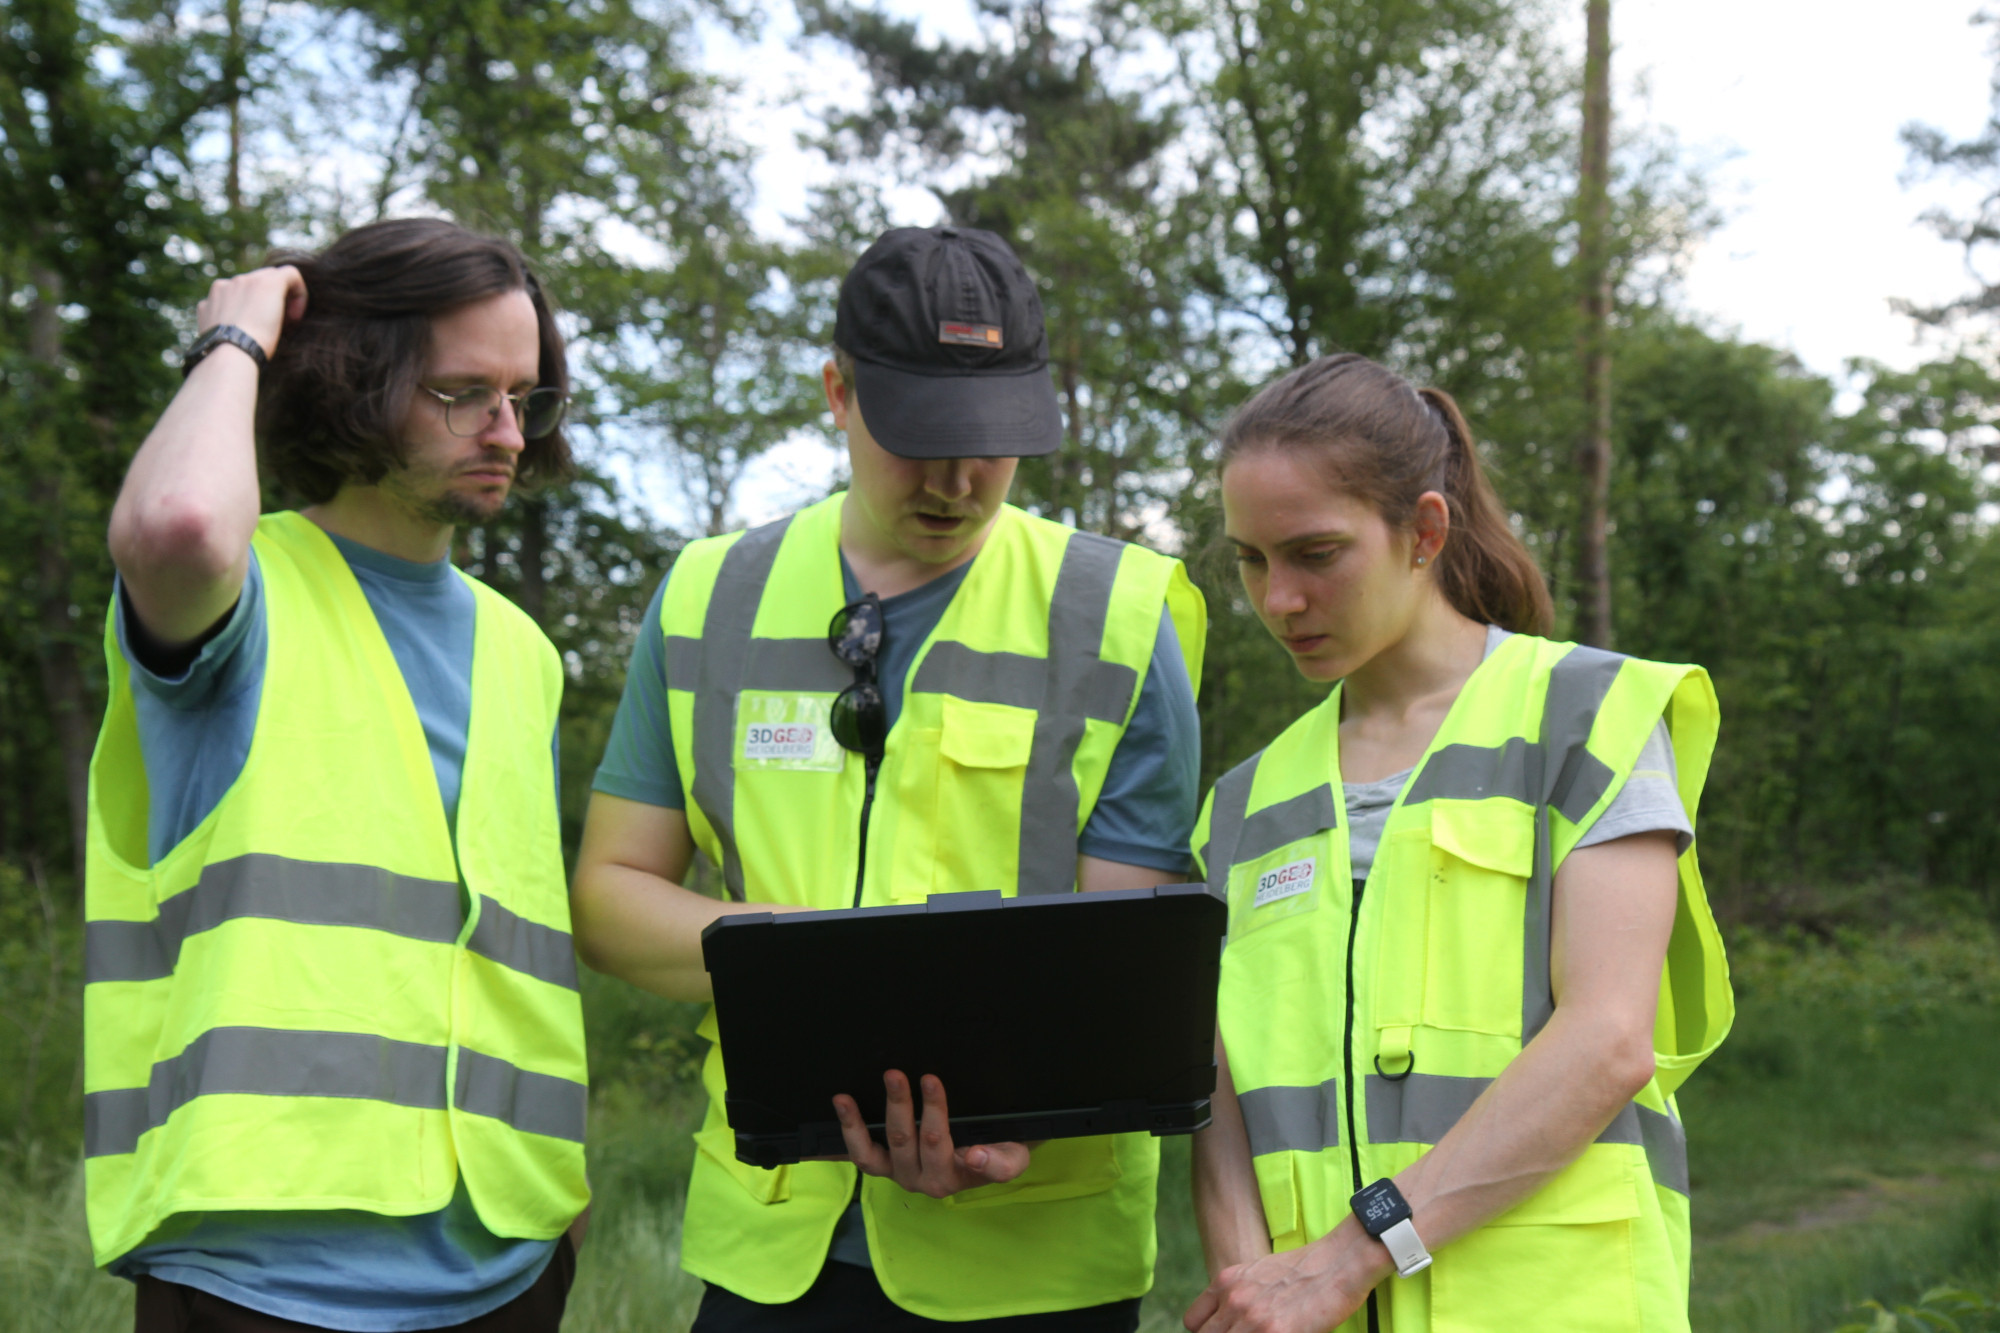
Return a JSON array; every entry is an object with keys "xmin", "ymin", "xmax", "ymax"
[{"xmin": 1349, "ymin": 1179, "xmax": 1433, "ymax": 1278}]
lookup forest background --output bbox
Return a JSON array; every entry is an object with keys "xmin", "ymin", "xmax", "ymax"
[{"xmin": 5, "ymin": 0, "xmax": 2000, "ymax": 1329}]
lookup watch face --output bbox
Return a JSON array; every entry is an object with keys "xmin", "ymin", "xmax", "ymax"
[{"xmin": 1351, "ymin": 1181, "xmax": 1412, "ymax": 1234}]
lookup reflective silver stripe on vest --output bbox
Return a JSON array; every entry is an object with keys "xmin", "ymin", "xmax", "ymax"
[
  {"xmin": 1364, "ymin": 1071, "xmax": 1488, "ymax": 1144},
  {"xmin": 85, "ymin": 855, "xmax": 461, "ymax": 985},
  {"xmin": 468, "ymin": 897, "xmax": 579, "ymax": 991},
  {"xmin": 84, "ymin": 856, "xmax": 575, "ymax": 992},
  {"xmin": 911, "ymin": 642, "xmax": 1135, "ymax": 723},
  {"xmin": 1361, "ymin": 1072, "xmax": 1688, "ymax": 1197},
  {"xmin": 1638, "ymin": 1104, "xmax": 1689, "ymax": 1196},
  {"xmin": 1240, "ymin": 1078, "xmax": 1341, "ymax": 1156},
  {"xmin": 455, "ymin": 1046, "xmax": 588, "ymax": 1143},
  {"xmin": 670, "ymin": 633, "xmax": 837, "ymax": 695},
  {"xmin": 1403, "ymin": 736, "xmax": 1538, "ymax": 807},
  {"xmin": 1237, "ymin": 785, "xmax": 1338, "ymax": 864},
  {"xmin": 1521, "ymin": 644, "xmax": 1627, "ymax": 1043},
  {"xmin": 83, "ymin": 1027, "xmax": 587, "ymax": 1158},
  {"xmin": 688, "ymin": 517, "xmax": 796, "ymax": 902},
  {"xmin": 1542, "ymin": 647, "xmax": 1625, "ymax": 826},
  {"xmin": 1200, "ymin": 757, "xmax": 1259, "ymax": 899},
  {"xmin": 1016, "ymin": 532, "xmax": 1133, "ymax": 896},
  {"xmin": 665, "ymin": 635, "xmax": 700, "ymax": 688},
  {"xmin": 84, "ymin": 1026, "xmax": 449, "ymax": 1158},
  {"xmin": 912, "ymin": 643, "xmax": 1043, "ymax": 711}
]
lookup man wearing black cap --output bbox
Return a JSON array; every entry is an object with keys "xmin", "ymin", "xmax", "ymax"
[{"xmin": 572, "ymin": 225, "xmax": 1207, "ymax": 1329}]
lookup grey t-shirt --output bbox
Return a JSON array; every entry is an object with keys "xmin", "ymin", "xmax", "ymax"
[{"xmin": 1344, "ymin": 627, "xmax": 1693, "ymax": 882}]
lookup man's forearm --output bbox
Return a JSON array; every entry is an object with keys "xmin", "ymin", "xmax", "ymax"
[
  {"xmin": 571, "ymin": 861, "xmax": 739, "ymax": 1001},
  {"xmin": 112, "ymin": 270, "xmax": 300, "ymax": 645}
]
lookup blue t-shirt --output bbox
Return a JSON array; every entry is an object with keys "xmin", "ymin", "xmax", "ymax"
[
  {"xmin": 594, "ymin": 552, "xmax": 1201, "ymax": 872},
  {"xmin": 108, "ymin": 528, "xmax": 559, "ymax": 1332}
]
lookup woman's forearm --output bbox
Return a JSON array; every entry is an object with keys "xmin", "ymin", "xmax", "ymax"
[
  {"xmin": 1391, "ymin": 1001, "xmax": 1655, "ymax": 1251},
  {"xmin": 1373, "ymin": 832, "xmax": 1678, "ymax": 1257},
  {"xmin": 1192, "ymin": 1039, "xmax": 1273, "ymax": 1277}
]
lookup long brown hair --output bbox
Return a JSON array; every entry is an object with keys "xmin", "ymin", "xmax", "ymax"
[
  {"xmin": 1219, "ymin": 352, "xmax": 1553, "ymax": 635},
  {"xmin": 258, "ymin": 218, "xmax": 574, "ymax": 504}
]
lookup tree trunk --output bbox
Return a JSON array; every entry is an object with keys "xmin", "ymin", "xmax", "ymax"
[
  {"xmin": 517, "ymin": 497, "xmax": 548, "ymax": 626},
  {"xmin": 26, "ymin": 269, "xmax": 91, "ymax": 890},
  {"xmin": 225, "ymin": 0, "xmax": 245, "ymax": 267},
  {"xmin": 1574, "ymin": 0, "xmax": 1614, "ymax": 647}
]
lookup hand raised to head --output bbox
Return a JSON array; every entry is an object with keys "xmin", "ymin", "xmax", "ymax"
[
  {"xmin": 194, "ymin": 265, "xmax": 308, "ymax": 363},
  {"xmin": 833, "ymin": 1070, "xmax": 1032, "ymax": 1199}
]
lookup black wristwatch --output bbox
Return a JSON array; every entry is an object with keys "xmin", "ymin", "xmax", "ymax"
[
  {"xmin": 1350, "ymin": 1179, "xmax": 1433, "ymax": 1277},
  {"xmin": 182, "ymin": 324, "xmax": 269, "ymax": 379}
]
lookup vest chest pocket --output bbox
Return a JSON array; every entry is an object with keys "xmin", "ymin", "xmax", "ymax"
[
  {"xmin": 931, "ymin": 697, "xmax": 1037, "ymax": 894},
  {"xmin": 1417, "ymin": 802, "xmax": 1534, "ymax": 1038}
]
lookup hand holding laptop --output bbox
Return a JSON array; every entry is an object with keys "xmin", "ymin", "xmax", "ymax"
[{"xmin": 832, "ymin": 1070, "xmax": 1032, "ymax": 1198}]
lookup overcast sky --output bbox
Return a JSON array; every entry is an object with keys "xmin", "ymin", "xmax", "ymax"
[{"xmin": 1616, "ymin": 0, "xmax": 1993, "ymax": 377}]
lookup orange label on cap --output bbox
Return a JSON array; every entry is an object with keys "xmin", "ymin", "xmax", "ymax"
[{"xmin": 939, "ymin": 321, "xmax": 1003, "ymax": 347}]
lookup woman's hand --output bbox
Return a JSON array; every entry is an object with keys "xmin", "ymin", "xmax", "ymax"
[
  {"xmin": 833, "ymin": 1071, "xmax": 1031, "ymax": 1198},
  {"xmin": 1184, "ymin": 1220, "xmax": 1392, "ymax": 1332}
]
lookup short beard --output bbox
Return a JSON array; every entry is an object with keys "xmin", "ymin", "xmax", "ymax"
[{"xmin": 381, "ymin": 470, "xmax": 508, "ymax": 529}]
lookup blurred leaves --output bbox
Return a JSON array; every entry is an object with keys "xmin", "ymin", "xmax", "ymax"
[{"xmin": 1832, "ymin": 1286, "xmax": 2000, "ymax": 1333}]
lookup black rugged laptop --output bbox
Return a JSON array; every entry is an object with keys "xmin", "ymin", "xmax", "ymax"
[{"xmin": 700, "ymin": 883, "xmax": 1226, "ymax": 1168}]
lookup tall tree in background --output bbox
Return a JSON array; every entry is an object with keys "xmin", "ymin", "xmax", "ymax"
[
  {"xmin": 0, "ymin": 0, "xmax": 258, "ymax": 886},
  {"xmin": 1574, "ymin": 0, "xmax": 1613, "ymax": 646}
]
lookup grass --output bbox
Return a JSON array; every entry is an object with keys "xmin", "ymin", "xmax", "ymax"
[
  {"xmin": 0, "ymin": 1149, "xmax": 132, "ymax": 1333},
  {"xmin": 1682, "ymin": 921, "xmax": 2000, "ymax": 1332},
  {"xmin": 8, "ymin": 921, "xmax": 2000, "ymax": 1332}
]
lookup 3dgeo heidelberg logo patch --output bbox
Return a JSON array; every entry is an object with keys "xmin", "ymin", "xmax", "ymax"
[
  {"xmin": 743, "ymin": 723, "xmax": 819, "ymax": 762},
  {"xmin": 939, "ymin": 321, "xmax": 1003, "ymax": 347},
  {"xmin": 1254, "ymin": 857, "xmax": 1316, "ymax": 908}
]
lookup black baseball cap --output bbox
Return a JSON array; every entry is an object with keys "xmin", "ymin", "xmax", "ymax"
[{"xmin": 833, "ymin": 225, "xmax": 1063, "ymax": 459}]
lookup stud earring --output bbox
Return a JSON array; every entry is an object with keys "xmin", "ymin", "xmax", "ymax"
[{"xmin": 1415, "ymin": 556, "xmax": 1427, "ymax": 566}]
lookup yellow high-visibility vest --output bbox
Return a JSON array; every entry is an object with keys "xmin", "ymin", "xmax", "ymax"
[
  {"xmin": 83, "ymin": 511, "xmax": 588, "ymax": 1266},
  {"xmin": 668, "ymin": 493, "xmax": 1207, "ymax": 1319},
  {"xmin": 1193, "ymin": 633, "xmax": 1731, "ymax": 1333}
]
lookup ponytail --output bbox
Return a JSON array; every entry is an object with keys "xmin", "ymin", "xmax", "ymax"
[
  {"xmin": 1414, "ymin": 388, "xmax": 1553, "ymax": 635},
  {"xmin": 1220, "ymin": 355, "xmax": 1553, "ymax": 636}
]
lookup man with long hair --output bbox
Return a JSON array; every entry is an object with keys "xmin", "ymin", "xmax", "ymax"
[{"xmin": 86, "ymin": 218, "xmax": 588, "ymax": 1332}]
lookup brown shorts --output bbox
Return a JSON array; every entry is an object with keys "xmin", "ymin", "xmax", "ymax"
[{"xmin": 132, "ymin": 1235, "xmax": 575, "ymax": 1333}]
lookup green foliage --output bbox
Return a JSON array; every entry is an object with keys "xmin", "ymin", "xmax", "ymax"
[
  {"xmin": 1832, "ymin": 1286, "xmax": 2000, "ymax": 1333},
  {"xmin": 0, "ymin": 860, "xmax": 83, "ymax": 1158}
]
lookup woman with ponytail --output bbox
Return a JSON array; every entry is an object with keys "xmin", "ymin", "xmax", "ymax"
[{"xmin": 1183, "ymin": 355, "xmax": 1731, "ymax": 1333}]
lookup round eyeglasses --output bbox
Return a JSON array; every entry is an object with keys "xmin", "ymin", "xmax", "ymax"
[
  {"xmin": 420, "ymin": 384, "xmax": 570, "ymax": 440},
  {"xmin": 827, "ymin": 593, "xmax": 888, "ymax": 756}
]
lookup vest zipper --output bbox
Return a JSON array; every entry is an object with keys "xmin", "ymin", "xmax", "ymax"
[
  {"xmin": 1344, "ymin": 876, "xmax": 1381, "ymax": 1333},
  {"xmin": 851, "ymin": 753, "xmax": 882, "ymax": 908}
]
